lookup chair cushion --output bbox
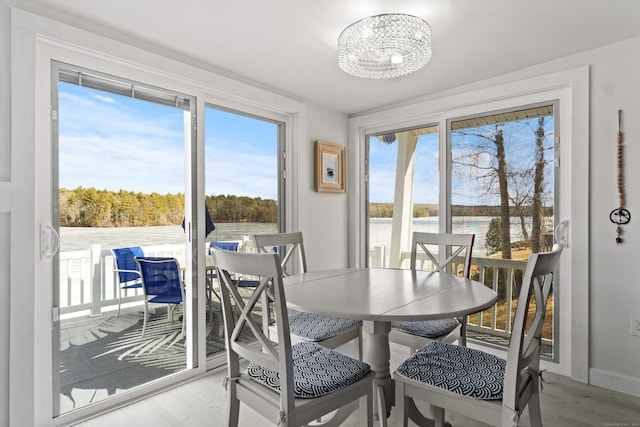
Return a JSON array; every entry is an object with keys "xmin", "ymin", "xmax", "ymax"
[
  {"xmin": 392, "ymin": 318, "xmax": 459, "ymax": 338},
  {"xmin": 247, "ymin": 341, "xmax": 370, "ymax": 398},
  {"xmin": 288, "ymin": 311, "xmax": 361, "ymax": 341},
  {"xmin": 394, "ymin": 341, "xmax": 506, "ymax": 400}
]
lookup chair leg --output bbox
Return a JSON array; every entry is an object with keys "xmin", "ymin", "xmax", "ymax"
[
  {"xmin": 459, "ymin": 317, "xmax": 467, "ymax": 346},
  {"xmin": 394, "ymin": 381, "xmax": 407, "ymax": 427},
  {"xmin": 431, "ymin": 406, "xmax": 445, "ymax": 427},
  {"xmin": 117, "ymin": 288, "xmax": 122, "ymax": 317},
  {"xmin": 142, "ymin": 300, "xmax": 149, "ymax": 337},
  {"xmin": 358, "ymin": 329, "xmax": 364, "ymax": 360},
  {"xmin": 226, "ymin": 393, "xmax": 240, "ymax": 427},
  {"xmin": 527, "ymin": 391, "xmax": 543, "ymax": 427}
]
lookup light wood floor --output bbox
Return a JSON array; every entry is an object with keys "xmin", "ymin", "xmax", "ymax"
[{"xmin": 74, "ymin": 342, "xmax": 640, "ymax": 427}]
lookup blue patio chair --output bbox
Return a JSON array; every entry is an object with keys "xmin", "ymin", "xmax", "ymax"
[
  {"xmin": 111, "ymin": 246, "xmax": 144, "ymax": 317},
  {"xmin": 209, "ymin": 241, "xmax": 239, "ymax": 252},
  {"xmin": 135, "ymin": 257, "xmax": 185, "ymax": 337}
]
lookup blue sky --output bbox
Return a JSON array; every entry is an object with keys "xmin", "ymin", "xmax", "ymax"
[
  {"xmin": 59, "ymin": 82, "xmax": 553, "ymax": 205},
  {"xmin": 58, "ymin": 82, "xmax": 278, "ymax": 199},
  {"xmin": 368, "ymin": 132, "xmax": 440, "ymax": 204}
]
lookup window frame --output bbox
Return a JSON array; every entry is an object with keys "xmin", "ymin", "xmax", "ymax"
[{"xmin": 348, "ymin": 67, "xmax": 589, "ymax": 382}]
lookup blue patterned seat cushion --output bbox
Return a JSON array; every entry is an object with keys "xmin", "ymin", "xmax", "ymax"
[
  {"xmin": 394, "ymin": 341, "xmax": 506, "ymax": 400},
  {"xmin": 288, "ymin": 311, "xmax": 361, "ymax": 341},
  {"xmin": 247, "ymin": 341, "xmax": 371, "ymax": 398},
  {"xmin": 392, "ymin": 318, "xmax": 459, "ymax": 338}
]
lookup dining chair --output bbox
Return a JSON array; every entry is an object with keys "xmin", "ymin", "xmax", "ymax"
[
  {"xmin": 392, "ymin": 244, "xmax": 563, "ymax": 427},
  {"xmin": 134, "ymin": 256, "xmax": 185, "ymax": 337},
  {"xmin": 389, "ymin": 232, "xmax": 475, "ymax": 354},
  {"xmin": 112, "ymin": 246, "xmax": 144, "ymax": 317},
  {"xmin": 253, "ymin": 231, "xmax": 363, "ymax": 358},
  {"xmin": 212, "ymin": 248, "xmax": 375, "ymax": 427}
]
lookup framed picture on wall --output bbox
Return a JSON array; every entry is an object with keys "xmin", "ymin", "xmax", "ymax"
[{"xmin": 315, "ymin": 140, "xmax": 345, "ymax": 193}]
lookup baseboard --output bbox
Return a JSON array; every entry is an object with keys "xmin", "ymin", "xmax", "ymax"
[{"xmin": 589, "ymin": 368, "xmax": 640, "ymax": 398}]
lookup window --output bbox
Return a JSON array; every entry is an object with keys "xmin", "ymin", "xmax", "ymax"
[{"xmin": 366, "ymin": 125, "xmax": 439, "ymax": 268}]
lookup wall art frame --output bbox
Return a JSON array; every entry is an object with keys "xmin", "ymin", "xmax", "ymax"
[{"xmin": 315, "ymin": 140, "xmax": 345, "ymax": 193}]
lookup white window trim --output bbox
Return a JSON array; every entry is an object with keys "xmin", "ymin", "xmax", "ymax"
[
  {"xmin": 10, "ymin": 7, "xmax": 305, "ymax": 426},
  {"xmin": 348, "ymin": 66, "xmax": 589, "ymax": 383}
]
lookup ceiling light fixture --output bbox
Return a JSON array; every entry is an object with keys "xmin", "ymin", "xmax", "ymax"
[{"xmin": 338, "ymin": 13, "xmax": 432, "ymax": 79}]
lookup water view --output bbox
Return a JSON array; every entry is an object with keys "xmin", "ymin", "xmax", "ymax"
[
  {"xmin": 60, "ymin": 222, "xmax": 277, "ymax": 252},
  {"xmin": 61, "ymin": 216, "xmax": 538, "ymax": 254}
]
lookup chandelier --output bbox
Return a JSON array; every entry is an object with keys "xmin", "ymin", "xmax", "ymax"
[{"xmin": 338, "ymin": 13, "xmax": 432, "ymax": 79}]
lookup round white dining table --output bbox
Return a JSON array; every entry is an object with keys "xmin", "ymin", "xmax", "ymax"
[{"xmin": 283, "ymin": 267, "xmax": 497, "ymax": 419}]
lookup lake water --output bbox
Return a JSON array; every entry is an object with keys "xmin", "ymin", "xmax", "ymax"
[
  {"xmin": 61, "ymin": 216, "xmax": 531, "ymax": 255},
  {"xmin": 60, "ymin": 223, "xmax": 277, "ymax": 252},
  {"xmin": 370, "ymin": 216, "xmax": 531, "ymax": 255}
]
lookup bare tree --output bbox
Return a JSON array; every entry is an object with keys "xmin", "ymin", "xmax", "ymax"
[
  {"xmin": 530, "ymin": 116, "xmax": 547, "ymax": 253},
  {"xmin": 508, "ymin": 168, "xmax": 534, "ymax": 241},
  {"xmin": 452, "ymin": 124, "xmax": 512, "ymax": 259}
]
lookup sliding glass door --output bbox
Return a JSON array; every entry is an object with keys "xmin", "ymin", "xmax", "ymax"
[
  {"xmin": 364, "ymin": 101, "xmax": 560, "ymax": 360},
  {"xmin": 203, "ymin": 105, "xmax": 283, "ymax": 361},
  {"xmin": 52, "ymin": 63, "xmax": 194, "ymax": 416}
]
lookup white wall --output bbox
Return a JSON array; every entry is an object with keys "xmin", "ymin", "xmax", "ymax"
[
  {"xmin": 301, "ymin": 105, "xmax": 349, "ymax": 271},
  {"xmin": 0, "ymin": 3, "xmax": 11, "ymax": 426},
  {"xmin": 571, "ymin": 37, "xmax": 640, "ymax": 394},
  {"xmin": 487, "ymin": 36, "xmax": 640, "ymax": 395}
]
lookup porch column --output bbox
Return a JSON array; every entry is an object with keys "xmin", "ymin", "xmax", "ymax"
[{"xmin": 389, "ymin": 132, "xmax": 418, "ymax": 268}]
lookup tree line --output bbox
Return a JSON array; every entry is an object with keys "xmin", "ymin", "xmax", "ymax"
[
  {"xmin": 59, "ymin": 187, "xmax": 277, "ymax": 227},
  {"xmin": 370, "ymin": 203, "xmax": 551, "ymax": 218}
]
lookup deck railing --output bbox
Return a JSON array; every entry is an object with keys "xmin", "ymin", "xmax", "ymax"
[
  {"xmin": 371, "ymin": 246, "xmax": 530, "ymax": 341},
  {"xmin": 59, "ymin": 244, "xmax": 187, "ymax": 317},
  {"xmin": 59, "ymin": 243, "xmax": 532, "ymax": 345}
]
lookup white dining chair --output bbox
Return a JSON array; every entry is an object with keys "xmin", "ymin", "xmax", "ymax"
[
  {"xmin": 212, "ymin": 248, "xmax": 375, "ymax": 427},
  {"xmin": 389, "ymin": 232, "xmax": 475, "ymax": 353},
  {"xmin": 253, "ymin": 231, "xmax": 363, "ymax": 359},
  {"xmin": 392, "ymin": 244, "xmax": 563, "ymax": 427}
]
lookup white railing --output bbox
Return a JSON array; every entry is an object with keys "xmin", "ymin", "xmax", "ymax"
[
  {"xmin": 59, "ymin": 244, "xmax": 187, "ymax": 317},
  {"xmin": 60, "ymin": 243, "xmax": 531, "ymax": 343},
  {"xmin": 370, "ymin": 246, "xmax": 530, "ymax": 340}
]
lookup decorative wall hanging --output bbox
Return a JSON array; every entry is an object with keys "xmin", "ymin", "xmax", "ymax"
[
  {"xmin": 315, "ymin": 141, "xmax": 346, "ymax": 193},
  {"xmin": 610, "ymin": 110, "xmax": 631, "ymax": 243}
]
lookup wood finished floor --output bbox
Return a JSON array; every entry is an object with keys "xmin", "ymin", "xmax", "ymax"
[{"xmin": 74, "ymin": 341, "xmax": 640, "ymax": 427}]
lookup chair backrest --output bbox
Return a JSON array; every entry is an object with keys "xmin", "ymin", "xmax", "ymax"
[
  {"xmin": 209, "ymin": 241, "xmax": 240, "ymax": 253},
  {"xmin": 112, "ymin": 246, "xmax": 144, "ymax": 284},
  {"xmin": 212, "ymin": 248, "xmax": 296, "ymax": 406},
  {"xmin": 253, "ymin": 231, "xmax": 307, "ymax": 276},
  {"xmin": 135, "ymin": 257, "xmax": 183, "ymax": 299},
  {"xmin": 410, "ymin": 232, "xmax": 475, "ymax": 278},
  {"xmin": 502, "ymin": 243, "xmax": 563, "ymax": 417}
]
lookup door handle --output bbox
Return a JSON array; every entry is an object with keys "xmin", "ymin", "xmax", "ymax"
[
  {"xmin": 40, "ymin": 224, "xmax": 60, "ymax": 260},
  {"xmin": 554, "ymin": 220, "xmax": 569, "ymax": 248}
]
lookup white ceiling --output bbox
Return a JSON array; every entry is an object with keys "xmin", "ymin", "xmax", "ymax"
[{"xmin": 13, "ymin": 0, "xmax": 640, "ymax": 115}]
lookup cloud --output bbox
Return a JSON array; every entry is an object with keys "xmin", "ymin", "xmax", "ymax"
[{"xmin": 92, "ymin": 94, "xmax": 118, "ymax": 104}]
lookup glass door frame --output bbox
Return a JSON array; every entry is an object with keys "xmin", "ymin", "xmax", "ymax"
[
  {"xmin": 203, "ymin": 101, "xmax": 288, "ymax": 369},
  {"xmin": 50, "ymin": 60, "xmax": 199, "ymax": 418}
]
